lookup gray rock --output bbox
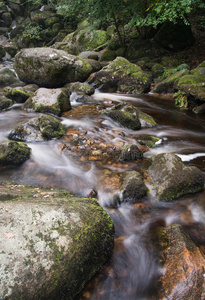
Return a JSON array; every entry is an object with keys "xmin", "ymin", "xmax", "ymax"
[
  {"xmin": 23, "ymin": 87, "xmax": 71, "ymax": 116},
  {"xmin": 0, "ymin": 67, "xmax": 20, "ymax": 86},
  {"xmin": 13, "ymin": 47, "xmax": 93, "ymax": 88},
  {"xmin": 0, "ymin": 181, "xmax": 114, "ymax": 300},
  {"xmin": 0, "ymin": 95, "xmax": 13, "ymax": 111},
  {"xmin": 119, "ymin": 144, "xmax": 143, "ymax": 161},
  {"xmin": 148, "ymin": 153, "xmax": 205, "ymax": 201},
  {"xmin": 8, "ymin": 115, "xmax": 66, "ymax": 142}
]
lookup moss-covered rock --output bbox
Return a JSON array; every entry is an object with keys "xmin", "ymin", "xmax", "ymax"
[
  {"xmin": 0, "ymin": 68, "xmax": 20, "ymax": 86},
  {"xmin": 153, "ymin": 69, "xmax": 190, "ymax": 93},
  {"xmin": 66, "ymin": 82, "xmax": 95, "ymax": 95},
  {"xmin": 89, "ymin": 57, "xmax": 151, "ymax": 94},
  {"xmin": 177, "ymin": 66, "xmax": 205, "ymax": 102},
  {"xmin": 193, "ymin": 103, "xmax": 205, "ymax": 114},
  {"xmin": 23, "ymin": 87, "xmax": 71, "ymax": 116},
  {"xmin": 100, "ymin": 49, "xmax": 116, "ymax": 62},
  {"xmin": 4, "ymin": 86, "xmax": 30, "ymax": 103},
  {"xmin": 119, "ymin": 144, "xmax": 143, "ymax": 162},
  {"xmin": 9, "ymin": 115, "xmax": 66, "ymax": 142},
  {"xmin": 151, "ymin": 63, "xmax": 165, "ymax": 78},
  {"xmin": 0, "ymin": 45, "xmax": 6, "ymax": 59},
  {"xmin": 155, "ymin": 224, "xmax": 205, "ymax": 299},
  {"xmin": 103, "ymin": 110, "xmax": 141, "ymax": 130},
  {"xmin": 137, "ymin": 135, "xmax": 161, "ymax": 148},
  {"xmin": 13, "ymin": 48, "xmax": 93, "ymax": 88},
  {"xmin": 0, "ymin": 140, "xmax": 31, "ymax": 165},
  {"xmin": 0, "ymin": 96, "xmax": 13, "ymax": 111},
  {"xmin": 0, "ymin": 181, "xmax": 114, "ymax": 300},
  {"xmin": 148, "ymin": 153, "xmax": 205, "ymax": 201}
]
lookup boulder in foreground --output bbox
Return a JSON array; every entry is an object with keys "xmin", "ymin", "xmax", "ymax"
[{"xmin": 0, "ymin": 181, "xmax": 114, "ymax": 300}]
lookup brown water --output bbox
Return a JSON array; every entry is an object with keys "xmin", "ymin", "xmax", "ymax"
[{"xmin": 0, "ymin": 85, "xmax": 205, "ymax": 299}]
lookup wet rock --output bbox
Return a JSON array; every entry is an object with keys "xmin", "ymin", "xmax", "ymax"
[
  {"xmin": 66, "ymin": 82, "xmax": 95, "ymax": 95},
  {"xmin": 153, "ymin": 69, "xmax": 189, "ymax": 93},
  {"xmin": 104, "ymin": 109, "xmax": 141, "ymax": 130},
  {"xmin": 0, "ymin": 140, "xmax": 31, "ymax": 165},
  {"xmin": 119, "ymin": 144, "xmax": 143, "ymax": 162},
  {"xmin": 13, "ymin": 47, "xmax": 93, "ymax": 88},
  {"xmin": 148, "ymin": 153, "xmax": 205, "ymax": 201},
  {"xmin": 4, "ymin": 86, "xmax": 30, "ymax": 103},
  {"xmin": 137, "ymin": 135, "xmax": 161, "ymax": 148},
  {"xmin": 121, "ymin": 171, "xmax": 148, "ymax": 203},
  {"xmin": 177, "ymin": 63, "xmax": 205, "ymax": 102},
  {"xmin": 0, "ymin": 181, "xmax": 114, "ymax": 300},
  {"xmin": 0, "ymin": 67, "xmax": 20, "ymax": 86},
  {"xmin": 100, "ymin": 49, "xmax": 116, "ymax": 62},
  {"xmin": 155, "ymin": 224, "xmax": 205, "ymax": 299},
  {"xmin": 70, "ymin": 93, "xmax": 99, "ymax": 105},
  {"xmin": 88, "ymin": 57, "xmax": 151, "ymax": 94},
  {"xmin": 8, "ymin": 115, "xmax": 66, "ymax": 142},
  {"xmin": 23, "ymin": 87, "xmax": 71, "ymax": 116},
  {"xmin": 0, "ymin": 44, "xmax": 6, "ymax": 59},
  {"xmin": 0, "ymin": 96, "xmax": 13, "ymax": 111}
]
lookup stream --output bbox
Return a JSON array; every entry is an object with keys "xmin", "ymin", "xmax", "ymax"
[{"xmin": 0, "ymin": 73, "xmax": 205, "ymax": 299}]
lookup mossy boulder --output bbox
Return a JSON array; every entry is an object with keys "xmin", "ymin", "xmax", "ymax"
[
  {"xmin": 137, "ymin": 135, "xmax": 161, "ymax": 148},
  {"xmin": 151, "ymin": 63, "xmax": 165, "ymax": 78},
  {"xmin": 119, "ymin": 144, "xmax": 143, "ymax": 162},
  {"xmin": 13, "ymin": 48, "xmax": 93, "ymax": 88},
  {"xmin": 8, "ymin": 115, "xmax": 66, "ymax": 142},
  {"xmin": 88, "ymin": 57, "xmax": 151, "ymax": 94},
  {"xmin": 0, "ymin": 68, "xmax": 20, "ymax": 86},
  {"xmin": 0, "ymin": 96, "xmax": 13, "ymax": 111},
  {"xmin": 63, "ymin": 27, "xmax": 108, "ymax": 54},
  {"xmin": 153, "ymin": 69, "xmax": 190, "ymax": 93},
  {"xmin": 23, "ymin": 87, "xmax": 71, "ymax": 116},
  {"xmin": 100, "ymin": 49, "xmax": 116, "ymax": 62},
  {"xmin": 177, "ymin": 65, "xmax": 205, "ymax": 102},
  {"xmin": 66, "ymin": 82, "xmax": 95, "ymax": 95},
  {"xmin": 4, "ymin": 86, "xmax": 30, "ymax": 103},
  {"xmin": 0, "ymin": 140, "xmax": 31, "ymax": 165},
  {"xmin": 155, "ymin": 224, "xmax": 205, "ymax": 299},
  {"xmin": 0, "ymin": 181, "xmax": 114, "ymax": 300},
  {"xmin": 103, "ymin": 109, "xmax": 141, "ymax": 130},
  {"xmin": 148, "ymin": 153, "xmax": 205, "ymax": 201}
]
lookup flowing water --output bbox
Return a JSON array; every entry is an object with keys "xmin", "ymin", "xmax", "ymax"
[{"xmin": 0, "ymin": 77, "xmax": 205, "ymax": 299}]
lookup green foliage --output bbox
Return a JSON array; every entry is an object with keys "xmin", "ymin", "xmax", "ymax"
[
  {"xmin": 161, "ymin": 64, "xmax": 190, "ymax": 79},
  {"xmin": 23, "ymin": 22, "xmax": 43, "ymax": 41},
  {"xmin": 173, "ymin": 90, "xmax": 188, "ymax": 108}
]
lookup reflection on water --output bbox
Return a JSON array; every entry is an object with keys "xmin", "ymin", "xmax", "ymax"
[{"xmin": 0, "ymin": 89, "xmax": 205, "ymax": 299}]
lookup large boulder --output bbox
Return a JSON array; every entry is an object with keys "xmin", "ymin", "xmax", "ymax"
[
  {"xmin": 13, "ymin": 48, "xmax": 93, "ymax": 88},
  {"xmin": 0, "ymin": 140, "xmax": 31, "ymax": 165},
  {"xmin": 88, "ymin": 57, "xmax": 151, "ymax": 94},
  {"xmin": 0, "ymin": 181, "xmax": 114, "ymax": 300},
  {"xmin": 8, "ymin": 115, "xmax": 66, "ymax": 142},
  {"xmin": 155, "ymin": 224, "xmax": 205, "ymax": 299},
  {"xmin": 148, "ymin": 153, "xmax": 205, "ymax": 201},
  {"xmin": 23, "ymin": 87, "xmax": 71, "ymax": 116}
]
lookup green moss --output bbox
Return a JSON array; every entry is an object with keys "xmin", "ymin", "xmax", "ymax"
[
  {"xmin": 0, "ymin": 141, "xmax": 31, "ymax": 165},
  {"xmin": 100, "ymin": 50, "xmax": 116, "ymax": 62},
  {"xmin": 104, "ymin": 110, "xmax": 141, "ymax": 130},
  {"xmin": 39, "ymin": 115, "xmax": 65, "ymax": 140}
]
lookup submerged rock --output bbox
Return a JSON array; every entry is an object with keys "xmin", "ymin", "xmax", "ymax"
[
  {"xmin": 13, "ymin": 48, "xmax": 93, "ymax": 88},
  {"xmin": 23, "ymin": 87, "xmax": 71, "ymax": 116},
  {"xmin": 88, "ymin": 57, "xmax": 151, "ymax": 94},
  {"xmin": 8, "ymin": 115, "xmax": 66, "ymax": 142},
  {"xmin": 0, "ymin": 140, "xmax": 31, "ymax": 165},
  {"xmin": 0, "ymin": 181, "xmax": 114, "ymax": 300},
  {"xmin": 155, "ymin": 224, "xmax": 205, "ymax": 299},
  {"xmin": 148, "ymin": 153, "xmax": 205, "ymax": 201}
]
